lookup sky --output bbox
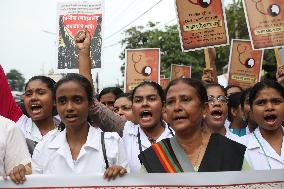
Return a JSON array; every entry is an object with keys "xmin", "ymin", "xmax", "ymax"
[{"xmin": 0, "ymin": 0, "xmax": 231, "ymax": 90}]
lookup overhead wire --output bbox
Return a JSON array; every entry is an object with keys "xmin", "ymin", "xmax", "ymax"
[{"xmin": 104, "ymin": 0, "xmax": 164, "ymax": 41}]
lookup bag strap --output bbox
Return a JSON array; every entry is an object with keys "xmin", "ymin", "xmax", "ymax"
[{"xmin": 101, "ymin": 132, "xmax": 109, "ymax": 169}]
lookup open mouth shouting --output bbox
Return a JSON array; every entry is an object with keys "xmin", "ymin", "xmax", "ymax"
[
  {"xmin": 30, "ymin": 103, "xmax": 43, "ymax": 115},
  {"xmin": 210, "ymin": 109, "xmax": 224, "ymax": 122},
  {"xmin": 140, "ymin": 110, "xmax": 153, "ymax": 122},
  {"xmin": 263, "ymin": 113, "xmax": 278, "ymax": 126}
]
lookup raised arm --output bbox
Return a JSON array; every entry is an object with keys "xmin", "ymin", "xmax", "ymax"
[{"xmin": 75, "ymin": 30, "xmax": 125, "ymax": 136}]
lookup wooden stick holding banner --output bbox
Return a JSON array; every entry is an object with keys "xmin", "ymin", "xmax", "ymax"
[
  {"xmin": 274, "ymin": 48, "xmax": 283, "ymax": 67},
  {"xmin": 203, "ymin": 48, "xmax": 218, "ymax": 83}
]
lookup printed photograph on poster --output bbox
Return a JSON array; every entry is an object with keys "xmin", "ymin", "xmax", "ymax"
[
  {"xmin": 125, "ymin": 48, "xmax": 160, "ymax": 92},
  {"xmin": 170, "ymin": 64, "xmax": 191, "ymax": 80},
  {"xmin": 243, "ymin": 0, "xmax": 284, "ymax": 50},
  {"xmin": 160, "ymin": 78, "xmax": 170, "ymax": 89},
  {"xmin": 57, "ymin": 1, "xmax": 103, "ymax": 72},
  {"xmin": 228, "ymin": 39, "xmax": 263, "ymax": 89},
  {"xmin": 174, "ymin": 0, "xmax": 229, "ymax": 51}
]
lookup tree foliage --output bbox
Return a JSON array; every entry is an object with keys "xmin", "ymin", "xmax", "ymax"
[
  {"xmin": 6, "ymin": 69, "xmax": 25, "ymax": 91},
  {"xmin": 119, "ymin": 0, "xmax": 276, "ymax": 79}
]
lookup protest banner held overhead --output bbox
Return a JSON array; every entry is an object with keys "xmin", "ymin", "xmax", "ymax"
[
  {"xmin": 57, "ymin": 0, "xmax": 103, "ymax": 72},
  {"xmin": 228, "ymin": 39, "xmax": 263, "ymax": 89},
  {"xmin": 170, "ymin": 64, "xmax": 191, "ymax": 80},
  {"xmin": 175, "ymin": 0, "xmax": 229, "ymax": 51},
  {"xmin": 243, "ymin": 0, "xmax": 284, "ymax": 50},
  {"xmin": 125, "ymin": 48, "xmax": 160, "ymax": 92}
]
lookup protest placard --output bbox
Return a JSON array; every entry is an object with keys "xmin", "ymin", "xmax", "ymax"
[
  {"xmin": 243, "ymin": 0, "xmax": 284, "ymax": 50},
  {"xmin": 125, "ymin": 48, "xmax": 160, "ymax": 92},
  {"xmin": 160, "ymin": 78, "xmax": 170, "ymax": 89},
  {"xmin": 175, "ymin": 0, "xmax": 229, "ymax": 51},
  {"xmin": 1, "ymin": 170, "xmax": 284, "ymax": 188},
  {"xmin": 228, "ymin": 39, "xmax": 263, "ymax": 89},
  {"xmin": 57, "ymin": 0, "xmax": 103, "ymax": 72},
  {"xmin": 170, "ymin": 64, "xmax": 191, "ymax": 80}
]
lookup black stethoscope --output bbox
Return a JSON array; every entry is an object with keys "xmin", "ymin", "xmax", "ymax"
[
  {"xmin": 237, "ymin": 44, "xmax": 255, "ymax": 69},
  {"xmin": 252, "ymin": 0, "xmax": 281, "ymax": 17},
  {"xmin": 132, "ymin": 53, "xmax": 152, "ymax": 76},
  {"xmin": 137, "ymin": 124, "xmax": 174, "ymax": 153},
  {"xmin": 187, "ymin": 0, "xmax": 211, "ymax": 8}
]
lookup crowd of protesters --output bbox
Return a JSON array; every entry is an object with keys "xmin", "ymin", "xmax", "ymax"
[{"xmin": 0, "ymin": 29, "xmax": 283, "ymax": 185}]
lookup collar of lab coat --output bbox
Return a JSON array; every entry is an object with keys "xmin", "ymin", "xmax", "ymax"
[
  {"xmin": 246, "ymin": 127, "xmax": 284, "ymax": 162},
  {"xmin": 47, "ymin": 125, "xmax": 101, "ymax": 151}
]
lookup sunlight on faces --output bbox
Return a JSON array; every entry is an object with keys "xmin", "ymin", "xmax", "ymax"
[
  {"xmin": 113, "ymin": 97, "xmax": 134, "ymax": 122},
  {"xmin": 204, "ymin": 86, "xmax": 228, "ymax": 129},
  {"xmin": 132, "ymin": 85, "xmax": 163, "ymax": 129},
  {"xmin": 165, "ymin": 82, "xmax": 204, "ymax": 133},
  {"xmin": 23, "ymin": 80, "xmax": 54, "ymax": 121},
  {"xmin": 251, "ymin": 87, "xmax": 284, "ymax": 131},
  {"xmin": 56, "ymin": 81, "xmax": 90, "ymax": 129}
]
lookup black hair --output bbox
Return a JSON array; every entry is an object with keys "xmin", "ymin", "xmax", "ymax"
[
  {"xmin": 205, "ymin": 83, "xmax": 227, "ymax": 96},
  {"xmin": 98, "ymin": 87, "xmax": 123, "ymax": 101},
  {"xmin": 165, "ymin": 78, "xmax": 208, "ymax": 106},
  {"xmin": 240, "ymin": 87, "xmax": 252, "ymax": 109},
  {"xmin": 25, "ymin": 76, "xmax": 56, "ymax": 98},
  {"xmin": 115, "ymin": 92, "xmax": 132, "ymax": 102},
  {"xmin": 54, "ymin": 73, "xmax": 93, "ymax": 103},
  {"xmin": 25, "ymin": 75, "xmax": 57, "ymax": 116},
  {"xmin": 249, "ymin": 80, "xmax": 284, "ymax": 108},
  {"xmin": 132, "ymin": 81, "xmax": 165, "ymax": 103},
  {"xmin": 225, "ymin": 85, "xmax": 243, "ymax": 94},
  {"xmin": 227, "ymin": 92, "xmax": 243, "ymax": 122}
]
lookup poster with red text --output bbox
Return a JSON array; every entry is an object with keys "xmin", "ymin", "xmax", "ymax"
[
  {"xmin": 171, "ymin": 64, "xmax": 191, "ymax": 80},
  {"xmin": 175, "ymin": 0, "xmax": 229, "ymax": 51},
  {"xmin": 243, "ymin": 0, "xmax": 284, "ymax": 50},
  {"xmin": 57, "ymin": 0, "xmax": 103, "ymax": 72},
  {"xmin": 125, "ymin": 49, "xmax": 160, "ymax": 92},
  {"xmin": 228, "ymin": 39, "xmax": 263, "ymax": 89}
]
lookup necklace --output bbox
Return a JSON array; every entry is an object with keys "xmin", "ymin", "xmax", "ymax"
[
  {"xmin": 253, "ymin": 132, "xmax": 272, "ymax": 170},
  {"xmin": 193, "ymin": 134, "xmax": 204, "ymax": 171}
]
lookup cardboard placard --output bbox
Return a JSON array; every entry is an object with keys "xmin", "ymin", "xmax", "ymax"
[
  {"xmin": 228, "ymin": 39, "xmax": 263, "ymax": 89},
  {"xmin": 243, "ymin": 0, "xmax": 284, "ymax": 50},
  {"xmin": 160, "ymin": 78, "xmax": 170, "ymax": 89},
  {"xmin": 175, "ymin": 0, "xmax": 229, "ymax": 51},
  {"xmin": 171, "ymin": 64, "xmax": 192, "ymax": 80},
  {"xmin": 57, "ymin": 0, "xmax": 103, "ymax": 72},
  {"xmin": 125, "ymin": 49, "xmax": 160, "ymax": 92}
]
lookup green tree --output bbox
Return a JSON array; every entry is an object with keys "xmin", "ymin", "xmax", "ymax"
[
  {"xmin": 119, "ymin": 1, "xmax": 276, "ymax": 79},
  {"xmin": 6, "ymin": 69, "xmax": 25, "ymax": 91}
]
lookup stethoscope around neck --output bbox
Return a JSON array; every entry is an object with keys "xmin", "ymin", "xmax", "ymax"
[{"xmin": 137, "ymin": 123, "xmax": 175, "ymax": 154}]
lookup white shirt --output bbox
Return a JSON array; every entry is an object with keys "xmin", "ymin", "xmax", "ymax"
[
  {"xmin": 32, "ymin": 126, "xmax": 129, "ymax": 174},
  {"xmin": 225, "ymin": 127, "xmax": 240, "ymax": 142},
  {"xmin": 123, "ymin": 121, "xmax": 174, "ymax": 173},
  {"xmin": 16, "ymin": 115, "xmax": 59, "ymax": 143},
  {"xmin": 241, "ymin": 127, "xmax": 284, "ymax": 170},
  {"xmin": 0, "ymin": 116, "xmax": 31, "ymax": 176}
]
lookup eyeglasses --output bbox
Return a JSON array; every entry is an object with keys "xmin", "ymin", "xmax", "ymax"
[{"xmin": 207, "ymin": 95, "xmax": 228, "ymax": 105}]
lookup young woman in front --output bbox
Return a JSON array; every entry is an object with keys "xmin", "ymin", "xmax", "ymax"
[
  {"xmin": 31, "ymin": 74, "xmax": 128, "ymax": 178},
  {"xmin": 139, "ymin": 78, "xmax": 246, "ymax": 172},
  {"xmin": 241, "ymin": 80, "xmax": 284, "ymax": 170}
]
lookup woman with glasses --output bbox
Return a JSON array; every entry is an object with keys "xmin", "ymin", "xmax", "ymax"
[
  {"xmin": 203, "ymin": 84, "xmax": 240, "ymax": 141},
  {"xmin": 138, "ymin": 78, "xmax": 246, "ymax": 172}
]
